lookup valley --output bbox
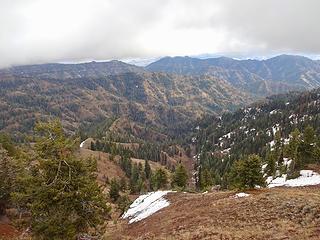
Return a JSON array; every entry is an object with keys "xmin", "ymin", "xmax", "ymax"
[
  {"xmin": 1, "ymin": 55, "xmax": 320, "ymax": 240},
  {"xmin": 2, "ymin": 1, "xmax": 320, "ymax": 239}
]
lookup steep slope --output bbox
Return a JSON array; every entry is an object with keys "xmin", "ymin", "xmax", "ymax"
[
  {"xmin": 0, "ymin": 61, "xmax": 250, "ymax": 139},
  {"xmin": 108, "ymin": 187, "xmax": 320, "ymax": 239},
  {"xmin": 189, "ymin": 87, "xmax": 320, "ymax": 189},
  {"xmin": 194, "ymin": 88, "xmax": 320, "ymax": 158},
  {"xmin": 146, "ymin": 55, "xmax": 320, "ymax": 96}
]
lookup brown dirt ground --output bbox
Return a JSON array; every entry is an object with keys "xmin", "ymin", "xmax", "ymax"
[
  {"xmin": 0, "ymin": 219, "xmax": 19, "ymax": 239},
  {"xmin": 105, "ymin": 186, "xmax": 320, "ymax": 240}
]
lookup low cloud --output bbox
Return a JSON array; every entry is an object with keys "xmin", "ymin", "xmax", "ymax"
[{"xmin": 0, "ymin": 0, "xmax": 319, "ymax": 67}]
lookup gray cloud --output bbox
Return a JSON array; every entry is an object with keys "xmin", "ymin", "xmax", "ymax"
[{"xmin": 0, "ymin": 0, "xmax": 319, "ymax": 67}]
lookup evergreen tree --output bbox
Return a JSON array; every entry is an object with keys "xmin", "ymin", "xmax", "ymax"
[
  {"xmin": 286, "ymin": 129, "xmax": 302, "ymax": 175},
  {"xmin": 274, "ymin": 131, "xmax": 284, "ymax": 166},
  {"xmin": 151, "ymin": 168, "xmax": 168, "ymax": 190},
  {"xmin": 265, "ymin": 149, "xmax": 276, "ymax": 177},
  {"xmin": 0, "ymin": 134, "xmax": 16, "ymax": 157},
  {"xmin": 90, "ymin": 141, "xmax": 95, "ymax": 151},
  {"xmin": 304, "ymin": 125, "xmax": 315, "ymax": 145},
  {"xmin": 109, "ymin": 178, "xmax": 120, "ymax": 202},
  {"xmin": 0, "ymin": 146, "xmax": 15, "ymax": 215},
  {"xmin": 229, "ymin": 154, "xmax": 265, "ymax": 190},
  {"xmin": 199, "ymin": 168, "xmax": 213, "ymax": 190},
  {"xmin": 172, "ymin": 164, "xmax": 188, "ymax": 189},
  {"xmin": 119, "ymin": 177, "xmax": 127, "ymax": 191},
  {"xmin": 130, "ymin": 163, "xmax": 140, "ymax": 193},
  {"xmin": 144, "ymin": 160, "xmax": 151, "ymax": 180},
  {"xmin": 23, "ymin": 120, "xmax": 109, "ymax": 239},
  {"xmin": 116, "ymin": 195, "xmax": 131, "ymax": 214},
  {"xmin": 299, "ymin": 125, "xmax": 316, "ymax": 165}
]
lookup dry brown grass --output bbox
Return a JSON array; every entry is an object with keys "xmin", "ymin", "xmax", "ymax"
[
  {"xmin": 107, "ymin": 186, "xmax": 320, "ymax": 240},
  {"xmin": 131, "ymin": 158, "xmax": 169, "ymax": 173},
  {"xmin": 79, "ymin": 148, "xmax": 126, "ymax": 185}
]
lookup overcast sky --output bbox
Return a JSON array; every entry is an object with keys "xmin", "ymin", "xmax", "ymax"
[{"xmin": 1, "ymin": 0, "xmax": 319, "ymax": 67}]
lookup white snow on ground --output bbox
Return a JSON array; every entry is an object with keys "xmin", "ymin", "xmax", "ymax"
[
  {"xmin": 234, "ymin": 192, "xmax": 250, "ymax": 198},
  {"xmin": 270, "ymin": 110, "xmax": 278, "ymax": 115},
  {"xmin": 269, "ymin": 140, "xmax": 276, "ymax": 148},
  {"xmin": 272, "ymin": 124, "xmax": 280, "ymax": 135},
  {"xmin": 122, "ymin": 191, "xmax": 172, "ymax": 224},
  {"xmin": 283, "ymin": 158, "xmax": 292, "ymax": 167},
  {"xmin": 262, "ymin": 163, "xmax": 268, "ymax": 172},
  {"xmin": 223, "ymin": 132, "xmax": 233, "ymax": 139},
  {"xmin": 221, "ymin": 148, "xmax": 231, "ymax": 154},
  {"xmin": 80, "ymin": 140, "xmax": 86, "ymax": 148},
  {"xmin": 268, "ymin": 170, "xmax": 320, "ymax": 188}
]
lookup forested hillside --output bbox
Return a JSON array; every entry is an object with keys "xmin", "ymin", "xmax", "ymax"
[
  {"xmin": 192, "ymin": 88, "xmax": 320, "ymax": 189},
  {"xmin": 0, "ymin": 61, "xmax": 250, "ymax": 140}
]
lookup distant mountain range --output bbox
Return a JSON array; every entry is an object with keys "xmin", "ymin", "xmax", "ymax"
[
  {"xmin": 1, "ymin": 54, "xmax": 320, "ymax": 140},
  {"xmin": 0, "ymin": 60, "xmax": 249, "ymax": 139},
  {"xmin": 146, "ymin": 55, "xmax": 320, "ymax": 96}
]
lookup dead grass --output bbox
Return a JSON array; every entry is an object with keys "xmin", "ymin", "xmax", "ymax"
[
  {"xmin": 108, "ymin": 186, "xmax": 320, "ymax": 240},
  {"xmin": 79, "ymin": 148, "xmax": 126, "ymax": 185}
]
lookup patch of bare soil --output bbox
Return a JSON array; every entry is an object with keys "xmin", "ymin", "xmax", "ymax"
[
  {"xmin": 108, "ymin": 186, "xmax": 320, "ymax": 240},
  {"xmin": 0, "ymin": 216, "xmax": 19, "ymax": 239}
]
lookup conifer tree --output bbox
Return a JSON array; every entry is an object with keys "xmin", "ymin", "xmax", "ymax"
[
  {"xmin": 144, "ymin": 160, "xmax": 151, "ymax": 180},
  {"xmin": 109, "ymin": 178, "xmax": 120, "ymax": 202},
  {"xmin": 274, "ymin": 131, "xmax": 283, "ymax": 166},
  {"xmin": 265, "ymin": 149, "xmax": 276, "ymax": 177},
  {"xmin": 0, "ymin": 146, "xmax": 15, "ymax": 215},
  {"xmin": 23, "ymin": 120, "xmax": 109, "ymax": 239},
  {"xmin": 229, "ymin": 154, "xmax": 265, "ymax": 190},
  {"xmin": 299, "ymin": 125, "xmax": 316, "ymax": 165},
  {"xmin": 200, "ymin": 168, "xmax": 213, "ymax": 190},
  {"xmin": 172, "ymin": 164, "xmax": 188, "ymax": 189},
  {"xmin": 286, "ymin": 129, "xmax": 302, "ymax": 175},
  {"xmin": 151, "ymin": 168, "xmax": 168, "ymax": 190}
]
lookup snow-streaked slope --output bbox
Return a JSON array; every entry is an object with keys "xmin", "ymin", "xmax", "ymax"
[
  {"xmin": 122, "ymin": 191, "xmax": 172, "ymax": 224},
  {"xmin": 268, "ymin": 170, "xmax": 320, "ymax": 188}
]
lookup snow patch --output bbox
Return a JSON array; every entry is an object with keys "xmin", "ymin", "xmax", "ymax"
[
  {"xmin": 269, "ymin": 110, "xmax": 278, "ymax": 115},
  {"xmin": 283, "ymin": 158, "xmax": 292, "ymax": 167},
  {"xmin": 221, "ymin": 148, "xmax": 231, "ymax": 154},
  {"xmin": 80, "ymin": 140, "xmax": 86, "ymax": 148},
  {"xmin": 122, "ymin": 191, "xmax": 172, "ymax": 224},
  {"xmin": 272, "ymin": 124, "xmax": 280, "ymax": 135},
  {"xmin": 268, "ymin": 170, "xmax": 320, "ymax": 188},
  {"xmin": 223, "ymin": 132, "xmax": 233, "ymax": 139},
  {"xmin": 234, "ymin": 192, "xmax": 250, "ymax": 198},
  {"xmin": 262, "ymin": 164, "xmax": 268, "ymax": 172}
]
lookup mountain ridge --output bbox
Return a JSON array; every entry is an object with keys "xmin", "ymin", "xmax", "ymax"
[
  {"xmin": 0, "ymin": 61, "xmax": 250, "ymax": 139},
  {"xmin": 146, "ymin": 55, "xmax": 320, "ymax": 96}
]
